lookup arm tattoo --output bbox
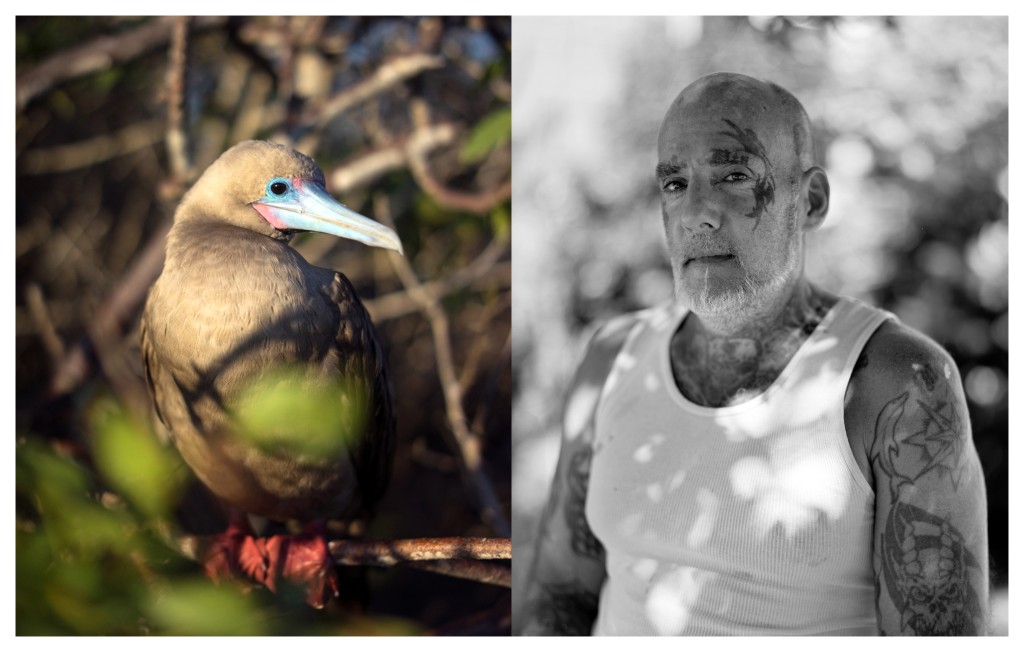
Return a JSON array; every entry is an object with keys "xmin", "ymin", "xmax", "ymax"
[
  {"xmin": 565, "ymin": 449, "xmax": 603, "ymax": 559},
  {"xmin": 877, "ymin": 502, "xmax": 982, "ymax": 635},
  {"xmin": 871, "ymin": 373, "xmax": 969, "ymax": 498},
  {"xmin": 871, "ymin": 363, "xmax": 983, "ymax": 635},
  {"xmin": 719, "ymin": 118, "xmax": 775, "ymax": 229},
  {"xmin": 529, "ymin": 580, "xmax": 600, "ymax": 636}
]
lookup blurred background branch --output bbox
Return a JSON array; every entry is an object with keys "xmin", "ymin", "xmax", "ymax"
[{"xmin": 17, "ymin": 15, "xmax": 511, "ymax": 635}]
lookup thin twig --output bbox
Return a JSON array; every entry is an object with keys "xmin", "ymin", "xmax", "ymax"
[
  {"xmin": 20, "ymin": 120, "xmax": 166, "ymax": 174},
  {"xmin": 48, "ymin": 222, "xmax": 169, "ymax": 399},
  {"xmin": 374, "ymin": 193, "xmax": 510, "ymax": 537},
  {"xmin": 24, "ymin": 283, "xmax": 65, "ymax": 365},
  {"xmin": 164, "ymin": 16, "xmax": 191, "ymax": 186},
  {"xmin": 404, "ymin": 102, "xmax": 511, "ymax": 214},
  {"xmin": 327, "ymin": 122, "xmax": 458, "ymax": 194},
  {"xmin": 16, "ymin": 16, "xmax": 225, "ymax": 111},
  {"xmin": 311, "ymin": 53, "xmax": 444, "ymax": 132},
  {"xmin": 365, "ymin": 261, "xmax": 510, "ymax": 323},
  {"xmin": 363, "ymin": 232, "xmax": 509, "ymax": 322}
]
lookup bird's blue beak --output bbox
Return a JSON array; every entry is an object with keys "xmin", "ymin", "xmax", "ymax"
[{"xmin": 253, "ymin": 178, "xmax": 404, "ymax": 255}]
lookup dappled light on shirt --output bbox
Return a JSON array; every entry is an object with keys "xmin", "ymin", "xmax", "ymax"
[{"xmin": 644, "ymin": 566, "xmax": 709, "ymax": 635}]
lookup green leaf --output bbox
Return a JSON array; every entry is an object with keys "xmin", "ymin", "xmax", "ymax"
[
  {"xmin": 145, "ymin": 579, "xmax": 268, "ymax": 635},
  {"xmin": 233, "ymin": 366, "xmax": 369, "ymax": 461},
  {"xmin": 90, "ymin": 401, "xmax": 186, "ymax": 519},
  {"xmin": 460, "ymin": 106, "xmax": 511, "ymax": 164},
  {"xmin": 491, "ymin": 203, "xmax": 511, "ymax": 240}
]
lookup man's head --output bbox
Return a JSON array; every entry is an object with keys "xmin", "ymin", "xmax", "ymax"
[{"xmin": 656, "ymin": 72, "xmax": 829, "ymax": 317}]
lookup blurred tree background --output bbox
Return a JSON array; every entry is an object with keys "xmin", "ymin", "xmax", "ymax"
[
  {"xmin": 16, "ymin": 16, "xmax": 511, "ymax": 635},
  {"xmin": 511, "ymin": 16, "xmax": 1007, "ymax": 634}
]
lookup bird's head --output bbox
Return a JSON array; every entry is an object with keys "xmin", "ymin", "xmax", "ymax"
[{"xmin": 176, "ymin": 140, "xmax": 403, "ymax": 254}]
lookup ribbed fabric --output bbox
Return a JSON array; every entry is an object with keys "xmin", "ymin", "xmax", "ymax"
[{"xmin": 586, "ymin": 297, "xmax": 892, "ymax": 636}]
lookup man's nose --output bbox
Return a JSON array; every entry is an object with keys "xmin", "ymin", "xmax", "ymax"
[{"xmin": 678, "ymin": 179, "xmax": 722, "ymax": 231}]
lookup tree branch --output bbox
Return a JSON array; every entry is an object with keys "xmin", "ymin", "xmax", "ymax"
[
  {"xmin": 16, "ymin": 16, "xmax": 225, "ymax": 111},
  {"xmin": 164, "ymin": 16, "xmax": 191, "ymax": 186},
  {"xmin": 326, "ymin": 122, "xmax": 458, "ymax": 193},
  {"xmin": 330, "ymin": 536, "xmax": 509, "ymax": 563},
  {"xmin": 311, "ymin": 53, "xmax": 444, "ymax": 132},
  {"xmin": 48, "ymin": 222, "xmax": 169, "ymax": 399},
  {"xmin": 363, "ymin": 233, "xmax": 509, "ymax": 322},
  {"xmin": 20, "ymin": 120, "xmax": 166, "ymax": 174},
  {"xmin": 331, "ymin": 538, "xmax": 511, "ymax": 588},
  {"xmin": 374, "ymin": 194, "xmax": 511, "ymax": 537}
]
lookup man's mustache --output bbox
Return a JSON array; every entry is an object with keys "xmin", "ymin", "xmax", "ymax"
[{"xmin": 680, "ymin": 235, "xmax": 735, "ymax": 262}]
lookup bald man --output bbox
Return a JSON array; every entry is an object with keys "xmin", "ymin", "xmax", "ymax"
[{"xmin": 517, "ymin": 73, "xmax": 988, "ymax": 636}]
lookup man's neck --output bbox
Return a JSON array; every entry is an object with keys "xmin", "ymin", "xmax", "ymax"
[{"xmin": 670, "ymin": 280, "xmax": 837, "ymax": 407}]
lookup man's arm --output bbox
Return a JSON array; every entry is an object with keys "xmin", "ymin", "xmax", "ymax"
[
  {"xmin": 849, "ymin": 321, "xmax": 989, "ymax": 635},
  {"xmin": 518, "ymin": 314, "xmax": 637, "ymax": 635}
]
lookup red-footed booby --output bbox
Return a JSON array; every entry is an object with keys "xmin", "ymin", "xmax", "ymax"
[{"xmin": 141, "ymin": 140, "xmax": 401, "ymax": 606}]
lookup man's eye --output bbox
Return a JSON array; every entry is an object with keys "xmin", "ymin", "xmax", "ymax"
[
  {"xmin": 663, "ymin": 179, "xmax": 688, "ymax": 192},
  {"xmin": 724, "ymin": 171, "xmax": 750, "ymax": 182}
]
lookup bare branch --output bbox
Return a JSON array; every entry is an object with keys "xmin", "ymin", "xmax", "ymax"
[
  {"xmin": 164, "ymin": 17, "xmax": 191, "ymax": 185},
  {"xmin": 365, "ymin": 261, "xmax": 510, "ymax": 323},
  {"xmin": 311, "ymin": 53, "xmax": 444, "ymax": 132},
  {"xmin": 330, "ymin": 536, "xmax": 509, "ymax": 564},
  {"xmin": 16, "ymin": 16, "xmax": 225, "ymax": 111},
  {"xmin": 24, "ymin": 283, "xmax": 65, "ymax": 365},
  {"xmin": 363, "ymin": 232, "xmax": 509, "ymax": 322},
  {"xmin": 48, "ymin": 222, "xmax": 169, "ymax": 399},
  {"xmin": 331, "ymin": 538, "xmax": 511, "ymax": 588},
  {"xmin": 327, "ymin": 122, "xmax": 458, "ymax": 193},
  {"xmin": 374, "ymin": 194, "xmax": 511, "ymax": 537},
  {"xmin": 404, "ymin": 103, "xmax": 511, "ymax": 215},
  {"xmin": 20, "ymin": 120, "xmax": 165, "ymax": 174},
  {"xmin": 177, "ymin": 533, "xmax": 511, "ymax": 588}
]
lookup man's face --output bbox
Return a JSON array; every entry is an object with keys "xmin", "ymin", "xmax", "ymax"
[{"xmin": 657, "ymin": 96, "xmax": 804, "ymax": 316}]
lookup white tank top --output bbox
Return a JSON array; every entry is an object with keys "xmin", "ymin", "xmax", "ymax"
[{"xmin": 586, "ymin": 297, "xmax": 892, "ymax": 636}]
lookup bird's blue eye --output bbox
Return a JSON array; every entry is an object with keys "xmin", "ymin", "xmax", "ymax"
[{"xmin": 269, "ymin": 180, "xmax": 289, "ymax": 196}]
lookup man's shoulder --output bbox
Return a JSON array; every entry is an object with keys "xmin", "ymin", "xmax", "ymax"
[
  {"xmin": 577, "ymin": 307, "xmax": 660, "ymax": 367},
  {"xmin": 845, "ymin": 314, "xmax": 967, "ymax": 464},
  {"xmin": 854, "ymin": 317, "xmax": 961, "ymax": 394},
  {"xmin": 561, "ymin": 307, "xmax": 664, "ymax": 443}
]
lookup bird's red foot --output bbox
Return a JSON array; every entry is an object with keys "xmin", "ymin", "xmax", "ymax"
[{"xmin": 203, "ymin": 519, "xmax": 339, "ymax": 608}]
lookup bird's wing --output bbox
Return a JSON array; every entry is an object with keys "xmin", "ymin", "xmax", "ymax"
[
  {"xmin": 328, "ymin": 271, "xmax": 396, "ymax": 514},
  {"xmin": 140, "ymin": 302, "xmax": 169, "ymax": 433}
]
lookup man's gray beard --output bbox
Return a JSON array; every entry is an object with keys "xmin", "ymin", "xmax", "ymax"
[{"xmin": 674, "ymin": 261, "xmax": 792, "ymax": 317}]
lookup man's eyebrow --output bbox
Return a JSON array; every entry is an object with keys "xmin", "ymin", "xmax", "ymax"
[
  {"xmin": 708, "ymin": 149, "xmax": 750, "ymax": 166},
  {"xmin": 656, "ymin": 162, "xmax": 682, "ymax": 179}
]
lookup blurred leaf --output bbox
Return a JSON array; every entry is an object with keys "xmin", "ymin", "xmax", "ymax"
[
  {"xmin": 333, "ymin": 614, "xmax": 424, "ymax": 635},
  {"xmin": 145, "ymin": 579, "xmax": 269, "ymax": 635},
  {"xmin": 491, "ymin": 203, "xmax": 511, "ymax": 241},
  {"xmin": 460, "ymin": 106, "xmax": 511, "ymax": 164},
  {"xmin": 91, "ymin": 399, "xmax": 186, "ymax": 519},
  {"xmin": 233, "ymin": 366, "xmax": 369, "ymax": 460}
]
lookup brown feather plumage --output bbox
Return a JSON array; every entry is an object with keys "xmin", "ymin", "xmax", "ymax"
[{"xmin": 141, "ymin": 141, "xmax": 395, "ymax": 524}]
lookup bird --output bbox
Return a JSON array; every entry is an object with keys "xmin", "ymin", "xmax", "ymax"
[{"xmin": 140, "ymin": 140, "xmax": 402, "ymax": 606}]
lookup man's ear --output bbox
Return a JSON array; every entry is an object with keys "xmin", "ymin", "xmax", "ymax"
[{"xmin": 801, "ymin": 166, "xmax": 830, "ymax": 231}]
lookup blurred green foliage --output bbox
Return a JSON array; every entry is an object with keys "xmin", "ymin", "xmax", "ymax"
[
  {"xmin": 91, "ymin": 398, "xmax": 188, "ymax": 518},
  {"xmin": 233, "ymin": 367, "xmax": 369, "ymax": 460},
  {"xmin": 461, "ymin": 107, "xmax": 512, "ymax": 164},
  {"xmin": 17, "ymin": 402, "xmax": 426, "ymax": 635}
]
